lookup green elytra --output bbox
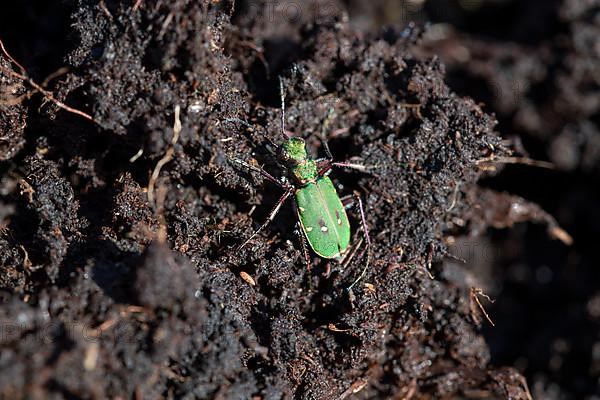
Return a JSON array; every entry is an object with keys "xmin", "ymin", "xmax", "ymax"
[
  {"xmin": 282, "ymin": 138, "xmax": 351, "ymax": 258},
  {"xmin": 227, "ymin": 78, "xmax": 372, "ymax": 289}
]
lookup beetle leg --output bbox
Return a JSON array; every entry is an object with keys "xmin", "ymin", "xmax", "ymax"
[
  {"xmin": 223, "ymin": 117, "xmax": 283, "ymax": 157},
  {"xmin": 332, "ymin": 161, "xmax": 371, "ymax": 173},
  {"xmin": 223, "ymin": 117, "xmax": 256, "ymax": 132},
  {"xmin": 340, "ymin": 236, "xmax": 363, "ymax": 271},
  {"xmin": 317, "ymin": 158, "xmax": 333, "ymax": 176},
  {"xmin": 340, "ymin": 194, "xmax": 354, "ymax": 210},
  {"xmin": 348, "ymin": 192, "xmax": 372, "ymax": 291},
  {"xmin": 294, "ymin": 221, "xmax": 312, "ymax": 271},
  {"xmin": 240, "ymin": 187, "xmax": 294, "ymax": 249},
  {"xmin": 230, "ymin": 158, "xmax": 288, "ymax": 188},
  {"xmin": 320, "ymin": 160, "xmax": 377, "ymax": 176}
]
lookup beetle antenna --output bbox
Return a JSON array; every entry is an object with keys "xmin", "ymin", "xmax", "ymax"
[
  {"xmin": 348, "ymin": 249, "xmax": 370, "ymax": 291},
  {"xmin": 224, "ymin": 117, "xmax": 281, "ymax": 155},
  {"xmin": 320, "ymin": 106, "xmax": 335, "ymax": 160},
  {"xmin": 279, "ymin": 77, "xmax": 291, "ymax": 140}
]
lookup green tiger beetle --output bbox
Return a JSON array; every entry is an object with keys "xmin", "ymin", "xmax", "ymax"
[{"xmin": 226, "ymin": 79, "xmax": 372, "ymax": 290}]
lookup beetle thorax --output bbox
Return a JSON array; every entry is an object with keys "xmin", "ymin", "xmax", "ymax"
[
  {"xmin": 291, "ymin": 160, "xmax": 318, "ymax": 184},
  {"xmin": 280, "ymin": 138, "xmax": 318, "ymax": 184}
]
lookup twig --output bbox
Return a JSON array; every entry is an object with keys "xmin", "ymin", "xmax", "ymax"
[
  {"xmin": 400, "ymin": 102, "xmax": 423, "ymax": 119},
  {"xmin": 549, "ymin": 225, "xmax": 573, "ymax": 246},
  {"xmin": 445, "ymin": 181, "xmax": 460, "ymax": 212},
  {"xmin": 0, "ymin": 40, "xmax": 25, "ymax": 72},
  {"xmin": 132, "ymin": 0, "xmax": 143, "ymax": 11},
  {"xmin": 148, "ymin": 105, "xmax": 181, "ymax": 208},
  {"xmin": 340, "ymin": 379, "xmax": 368, "ymax": 399},
  {"xmin": 129, "ymin": 148, "xmax": 144, "ymax": 163},
  {"xmin": 41, "ymin": 67, "xmax": 69, "ymax": 87},
  {"xmin": 397, "ymin": 379, "xmax": 417, "ymax": 400},
  {"xmin": 475, "ymin": 156, "xmax": 554, "ymax": 169},
  {"xmin": 470, "ymin": 287, "xmax": 495, "ymax": 327},
  {"xmin": 99, "ymin": 0, "xmax": 113, "ymax": 19},
  {"xmin": 518, "ymin": 374, "xmax": 534, "ymax": 400},
  {"xmin": 0, "ymin": 90, "xmax": 29, "ymax": 106},
  {"xmin": 0, "ymin": 40, "xmax": 94, "ymax": 122}
]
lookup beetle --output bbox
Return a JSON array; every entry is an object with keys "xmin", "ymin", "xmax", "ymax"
[{"xmin": 226, "ymin": 79, "xmax": 372, "ymax": 289}]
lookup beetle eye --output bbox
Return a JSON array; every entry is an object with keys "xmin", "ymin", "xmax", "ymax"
[
  {"xmin": 285, "ymin": 156, "xmax": 299, "ymax": 166},
  {"xmin": 278, "ymin": 149, "xmax": 292, "ymax": 163}
]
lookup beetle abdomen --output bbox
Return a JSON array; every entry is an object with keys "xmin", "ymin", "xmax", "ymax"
[{"xmin": 295, "ymin": 176, "xmax": 351, "ymax": 258}]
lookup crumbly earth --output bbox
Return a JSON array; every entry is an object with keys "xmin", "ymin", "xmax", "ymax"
[{"xmin": 0, "ymin": 0, "xmax": 596, "ymax": 399}]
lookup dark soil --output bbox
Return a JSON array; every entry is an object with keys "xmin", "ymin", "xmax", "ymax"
[{"xmin": 0, "ymin": 1, "xmax": 597, "ymax": 399}]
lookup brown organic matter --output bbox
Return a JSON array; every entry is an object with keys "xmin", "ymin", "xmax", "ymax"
[{"xmin": 0, "ymin": 1, "xmax": 596, "ymax": 399}]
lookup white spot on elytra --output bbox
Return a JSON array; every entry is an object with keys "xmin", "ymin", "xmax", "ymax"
[
  {"xmin": 299, "ymin": 207, "xmax": 305, "ymax": 212},
  {"xmin": 337, "ymin": 218, "xmax": 342, "ymax": 225},
  {"xmin": 321, "ymin": 226, "xmax": 328, "ymax": 232},
  {"xmin": 306, "ymin": 227, "xmax": 313, "ymax": 232}
]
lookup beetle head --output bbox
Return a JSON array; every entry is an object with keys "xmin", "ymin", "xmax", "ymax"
[{"xmin": 280, "ymin": 137, "xmax": 307, "ymax": 164}]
